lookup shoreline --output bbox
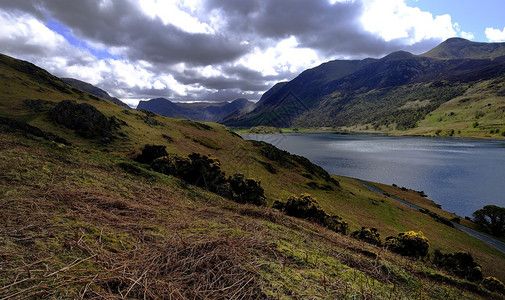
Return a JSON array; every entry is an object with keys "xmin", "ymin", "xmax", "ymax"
[{"xmin": 236, "ymin": 127, "xmax": 505, "ymax": 141}]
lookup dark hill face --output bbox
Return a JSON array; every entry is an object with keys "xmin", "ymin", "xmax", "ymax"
[
  {"xmin": 62, "ymin": 78, "xmax": 130, "ymax": 109},
  {"xmin": 223, "ymin": 38, "xmax": 505, "ymax": 128},
  {"xmin": 136, "ymin": 98, "xmax": 189, "ymax": 119},
  {"xmin": 137, "ymin": 97, "xmax": 254, "ymax": 122},
  {"xmin": 223, "ymin": 58, "xmax": 375, "ymax": 127}
]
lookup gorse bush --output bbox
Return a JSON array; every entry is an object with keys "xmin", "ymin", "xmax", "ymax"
[
  {"xmin": 273, "ymin": 193, "xmax": 348, "ymax": 234},
  {"xmin": 151, "ymin": 153, "xmax": 266, "ymax": 206},
  {"xmin": 351, "ymin": 227, "xmax": 382, "ymax": 246},
  {"xmin": 152, "ymin": 153, "xmax": 227, "ymax": 191},
  {"xmin": 227, "ymin": 174, "xmax": 267, "ymax": 206},
  {"xmin": 385, "ymin": 231, "xmax": 429, "ymax": 258},
  {"xmin": 433, "ymin": 250, "xmax": 483, "ymax": 282},
  {"xmin": 483, "ymin": 276, "xmax": 505, "ymax": 293},
  {"xmin": 135, "ymin": 144, "xmax": 169, "ymax": 164}
]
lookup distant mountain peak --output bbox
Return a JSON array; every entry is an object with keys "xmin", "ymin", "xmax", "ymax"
[
  {"xmin": 422, "ymin": 37, "xmax": 505, "ymax": 60},
  {"xmin": 383, "ymin": 50, "xmax": 414, "ymax": 61},
  {"xmin": 137, "ymin": 97, "xmax": 254, "ymax": 122}
]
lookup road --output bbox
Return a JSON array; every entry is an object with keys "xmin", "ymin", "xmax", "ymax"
[{"xmin": 356, "ymin": 179, "xmax": 505, "ymax": 255}]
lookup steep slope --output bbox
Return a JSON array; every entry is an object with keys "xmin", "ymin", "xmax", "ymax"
[
  {"xmin": 1, "ymin": 53, "xmax": 505, "ymax": 299},
  {"xmin": 223, "ymin": 39, "xmax": 505, "ymax": 137},
  {"xmin": 224, "ymin": 58, "xmax": 375, "ymax": 127},
  {"xmin": 62, "ymin": 78, "xmax": 131, "ymax": 108}
]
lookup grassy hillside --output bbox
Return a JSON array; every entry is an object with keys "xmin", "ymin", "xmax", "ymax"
[
  {"xmin": 1, "ymin": 53, "xmax": 505, "ymax": 298},
  {"xmin": 339, "ymin": 77, "xmax": 505, "ymax": 138}
]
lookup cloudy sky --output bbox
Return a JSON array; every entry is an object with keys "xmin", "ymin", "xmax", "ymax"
[{"xmin": 1, "ymin": 0, "xmax": 504, "ymax": 107}]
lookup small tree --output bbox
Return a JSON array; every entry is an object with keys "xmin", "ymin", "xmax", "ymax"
[{"xmin": 472, "ymin": 205, "xmax": 505, "ymax": 238}]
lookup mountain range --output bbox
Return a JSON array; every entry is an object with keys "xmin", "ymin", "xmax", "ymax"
[
  {"xmin": 137, "ymin": 97, "xmax": 254, "ymax": 122},
  {"xmin": 223, "ymin": 38, "xmax": 505, "ymax": 137}
]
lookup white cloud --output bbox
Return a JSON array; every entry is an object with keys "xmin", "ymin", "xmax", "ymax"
[
  {"xmin": 0, "ymin": 11, "xmax": 90, "ymax": 61},
  {"xmin": 453, "ymin": 23, "xmax": 474, "ymax": 40},
  {"xmin": 0, "ymin": 10, "xmax": 193, "ymax": 104},
  {"xmin": 361, "ymin": 0, "xmax": 455, "ymax": 43},
  {"xmin": 137, "ymin": 0, "xmax": 213, "ymax": 34},
  {"xmin": 485, "ymin": 27, "xmax": 505, "ymax": 42},
  {"xmin": 237, "ymin": 36, "xmax": 320, "ymax": 77}
]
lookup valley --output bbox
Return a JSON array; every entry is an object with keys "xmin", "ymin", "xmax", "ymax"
[{"xmin": 1, "ymin": 39, "xmax": 505, "ymax": 298}]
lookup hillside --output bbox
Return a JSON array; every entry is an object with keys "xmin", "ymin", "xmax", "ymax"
[
  {"xmin": 137, "ymin": 97, "xmax": 254, "ymax": 122},
  {"xmin": 62, "ymin": 78, "xmax": 130, "ymax": 109},
  {"xmin": 1, "ymin": 53, "xmax": 505, "ymax": 299},
  {"xmin": 223, "ymin": 39, "xmax": 505, "ymax": 138}
]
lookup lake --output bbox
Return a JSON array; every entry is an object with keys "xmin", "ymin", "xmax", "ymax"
[{"xmin": 242, "ymin": 133, "xmax": 505, "ymax": 217}]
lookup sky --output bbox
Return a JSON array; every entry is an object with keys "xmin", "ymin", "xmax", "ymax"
[{"xmin": 0, "ymin": 0, "xmax": 504, "ymax": 108}]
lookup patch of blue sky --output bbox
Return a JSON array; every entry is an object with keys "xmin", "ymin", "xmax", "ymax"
[
  {"xmin": 410, "ymin": 0, "xmax": 505, "ymax": 42},
  {"xmin": 46, "ymin": 19, "xmax": 118, "ymax": 60}
]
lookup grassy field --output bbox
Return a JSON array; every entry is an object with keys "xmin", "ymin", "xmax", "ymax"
[
  {"xmin": 1, "ymin": 131, "xmax": 503, "ymax": 299},
  {"xmin": 1, "ymin": 52, "xmax": 505, "ymax": 298}
]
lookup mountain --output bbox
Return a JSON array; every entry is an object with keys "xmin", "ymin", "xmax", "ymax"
[
  {"xmin": 137, "ymin": 97, "xmax": 254, "ymax": 122},
  {"xmin": 2, "ymin": 53, "xmax": 505, "ymax": 298},
  {"xmin": 136, "ymin": 97, "xmax": 189, "ymax": 118},
  {"xmin": 61, "ymin": 77, "xmax": 130, "ymax": 108},
  {"xmin": 223, "ymin": 39, "xmax": 505, "ymax": 138},
  {"xmin": 422, "ymin": 37, "xmax": 505, "ymax": 59}
]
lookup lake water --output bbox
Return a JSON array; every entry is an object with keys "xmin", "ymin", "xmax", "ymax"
[{"xmin": 242, "ymin": 133, "xmax": 505, "ymax": 217}]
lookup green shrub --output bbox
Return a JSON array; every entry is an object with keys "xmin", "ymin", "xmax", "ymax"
[
  {"xmin": 274, "ymin": 193, "xmax": 348, "ymax": 234},
  {"xmin": 151, "ymin": 153, "xmax": 265, "ymax": 206},
  {"xmin": 135, "ymin": 144, "xmax": 168, "ymax": 164},
  {"xmin": 418, "ymin": 208, "xmax": 454, "ymax": 227},
  {"xmin": 385, "ymin": 231, "xmax": 429, "ymax": 258},
  {"xmin": 351, "ymin": 227, "xmax": 382, "ymax": 246},
  {"xmin": 151, "ymin": 153, "xmax": 226, "ymax": 192},
  {"xmin": 228, "ymin": 174, "xmax": 266, "ymax": 206},
  {"xmin": 433, "ymin": 250, "xmax": 483, "ymax": 282},
  {"xmin": 483, "ymin": 276, "xmax": 505, "ymax": 293}
]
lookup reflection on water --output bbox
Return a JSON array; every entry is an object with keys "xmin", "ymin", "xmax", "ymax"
[{"xmin": 243, "ymin": 133, "xmax": 505, "ymax": 217}]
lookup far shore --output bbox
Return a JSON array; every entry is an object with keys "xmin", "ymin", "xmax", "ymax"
[{"xmin": 234, "ymin": 126, "xmax": 505, "ymax": 140}]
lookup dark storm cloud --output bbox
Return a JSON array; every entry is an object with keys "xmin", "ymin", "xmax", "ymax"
[
  {"xmin": 174, "ymin": 64, "xmax": 285, "ymax": 93},
  {"xmin": 1, "ymin": 0, "xmax": 248, "ymax": 65},
  {"xmin": 205, "ymin": 0, "xmax": 441, "ymax": 57}
]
